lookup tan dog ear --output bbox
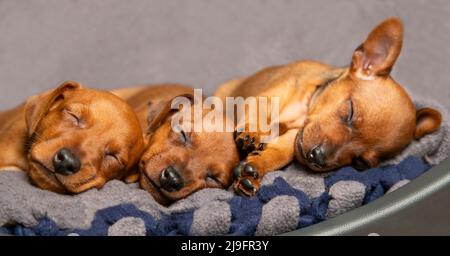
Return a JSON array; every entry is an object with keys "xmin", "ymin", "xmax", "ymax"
[
  {"xmin": 146, "ymin": 93, "xmax": 195, "ymax": 135},
  {"xmin": 351, "ymin": 17, "xmax": 403, "ymax": 79},
  {"xmin": 25, "ymin": 81, "xmax": 82, "ymax": 136},
  {"xmin": 414, "ymin": 108, "xmax": 442, "ymax": 139}
]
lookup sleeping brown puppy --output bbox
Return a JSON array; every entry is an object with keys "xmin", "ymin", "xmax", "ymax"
[
  {"xmin": 112, "ymin": 85, "xmax": 240, "ymax": 205},
  {"xmin": 129, "ymin": 18, "xmax": 442, "ymax": 203},
  {"xmin": 0, "ymin": 81, "xmax": 145, "ymax": 194},
  {"xmin": 215, "ymin": 17, "xmax": 442, "ymax": 196}
]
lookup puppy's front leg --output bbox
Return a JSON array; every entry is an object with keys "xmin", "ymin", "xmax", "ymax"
[{"xmin": 233, "ymin": 129, "xmax": 298, "ymax": 196}]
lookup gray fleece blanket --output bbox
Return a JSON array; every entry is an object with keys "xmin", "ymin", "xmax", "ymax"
[{"xmin": 0, "ymin": 98, "xmax": 448, "ymax": 236}]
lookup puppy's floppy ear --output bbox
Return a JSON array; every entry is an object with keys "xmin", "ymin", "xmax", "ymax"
[
  {"xmin": 25, "ymin": 81, "xmax": 81, "ymax": 136},
  {"xmin": 146, "ymin": 93, "xmax": 195, "ymax": 135},
  {"xmin": 414, "ymin": 108, "xmax": 442, "ymax": 139},
  {"xmin": 351, "ymin": 17, "xmax": 403, "ymax": 79}
]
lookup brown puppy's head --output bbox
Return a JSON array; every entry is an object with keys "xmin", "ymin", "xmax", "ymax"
[
  {"xmin": 25, "ymin": 81, "xmax": 145, "ymax": 193},
  {"xmin": 139, "ymin": 95, "xmax": 240, "ymax": 205},
  {"xmin": 295, "ymin": 18, "xmax": 442, "ymax": 171}
]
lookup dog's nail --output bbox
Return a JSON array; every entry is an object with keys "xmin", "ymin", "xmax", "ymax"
[
  {"xmin": 258, "ymin": 143, "xmax": 265, "ymax": 151},
  {"xmin": 234, "ymin": 188, "xmax": 247, "ymax": 197},
  {"xmin": 233, "ymin": 167, "xmax": 241, "ymax": 179},
  {"xmin": 244, "ymin": 165, "xmax": 258, "ymax": 179},
  {"xmin": 233, "ymin": 162, "xmax": 245, "ymax": 179},
  {"xmin": 241, "ymin": 178, "xmax": 254, "ymax": 190}
]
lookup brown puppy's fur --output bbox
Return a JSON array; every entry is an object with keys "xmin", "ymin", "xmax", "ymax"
[
  {"xmin": 0, "ymin": 81, "xmax": 145, "ymax": 193},
  {"xmin": 215, "ymin": 18, "xmax": 442, "ymax": 196},
  {"xmin": 113, "ymin": 85, "xmax": 240, "ymax": 205}
]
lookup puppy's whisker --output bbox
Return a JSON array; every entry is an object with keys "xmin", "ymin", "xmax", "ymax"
[{"xmin": 25, "ymin": 132, "xmax": 45, "ymax": 152}]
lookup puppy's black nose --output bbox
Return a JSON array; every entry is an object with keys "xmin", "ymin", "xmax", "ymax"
[
  {"xmin": 160, "ymin": 166, "xmax": 184, "ymax": 191},
  {"xmin": 53, "ymin": 148, "xmax": 81, "ymax": 176},
  {"xmin": 308, "ymin": 145, "xmax": 326, "ymax": 167}
]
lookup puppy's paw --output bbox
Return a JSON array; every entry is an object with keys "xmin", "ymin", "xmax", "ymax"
[
  {"xmin": 234, "ymin": 128, "xmax": 266, "ymax": 156},
  {"xmin": 232, "ymin": 161, "xmax": 261, "ymax": 197}
]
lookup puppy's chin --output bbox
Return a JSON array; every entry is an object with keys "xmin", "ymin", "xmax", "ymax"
[
  {"xmin": 305, "ymin": 162, "xmax": 335, "ymax": 172},
  {"xmin": 28, "ymin": 159, "xmax": 102, "ymax": 194},
  {"xmin": 295, "ymin": 141, "xmax": 336, "ymax": 172},
  {"xmin": 140, "ymin": 174, "xmax": 172, "ymax": 206},
  {"xmin": 294, "ymin": 149, "xmax": 336, "ymax": 172},
  {"xmin": 28, "ymin": 161, "xmax": 67, "ymax": 194},
  {"xmin": 54, "ymin": 167, "xmax": 102, "ymax": 194}
]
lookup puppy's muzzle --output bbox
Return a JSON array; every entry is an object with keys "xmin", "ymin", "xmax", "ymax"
[
  {"xmin": 52, "ymin": 148, "xmax": 81, "ymax": 176},
  {"xmin": 160, "ymin": 166, "xmax": 184, "ymax": 191}
]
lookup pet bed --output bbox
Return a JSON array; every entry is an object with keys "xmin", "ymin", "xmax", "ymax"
[{"xmin": 0, "ymin": 98, "xmax": 448, "ymax": 236}]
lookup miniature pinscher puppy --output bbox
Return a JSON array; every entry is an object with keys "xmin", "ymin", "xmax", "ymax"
[
  {"xmin": 0, "ymin": 81, "xmax": 145, "ymax": 194},
  {"xmin": 113, "ymin": 85, "xmax": 240, "ymax": 205},
  {"xmin": 215, "ymin": 18, "xmax": 442, "ymax": 196}
]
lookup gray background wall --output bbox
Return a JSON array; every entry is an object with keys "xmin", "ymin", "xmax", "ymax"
[{"xmin": 0, "ymin": 0, "xmax": 449, "ymax": 110}]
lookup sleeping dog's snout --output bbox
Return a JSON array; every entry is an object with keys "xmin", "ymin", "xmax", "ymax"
[
  {"xmin": 307, "ymin": 145, "xmax": 326, "ymax": 168},
  {"xmin": 160, "ymin": 166, "xmax": 184, "ymax": 191},
  {"xmin": 52, "ymin": 148, "xmax": 81, "ymax": 176},
  {"xmin": 295, "ymin": 127, "xmax": 328, "ymax": 170}
]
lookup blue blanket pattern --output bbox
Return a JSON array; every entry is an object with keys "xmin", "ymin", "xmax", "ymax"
[{"xmin": 3, "ymin": 156, "xmax": 430, "ymax": 236}]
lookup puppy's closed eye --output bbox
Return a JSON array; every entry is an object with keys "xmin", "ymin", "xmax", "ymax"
[
  {"xmin": 104, "ymin": 150, "xmax": 124, "ymax": 167},
  {"xmin": 172, "ymin": 124, "xmax": 191, "ymax": 145},
  {"xmin": 63, "ymin": 108, "xmax": 81, "ymax": 127},
  {"xmin": 347, "ymin": 99, "xmax": 354, "ymax": 124},
  {"xmin": 340, "ymin": 99, "xmax": 354, "ymax": 126}
]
